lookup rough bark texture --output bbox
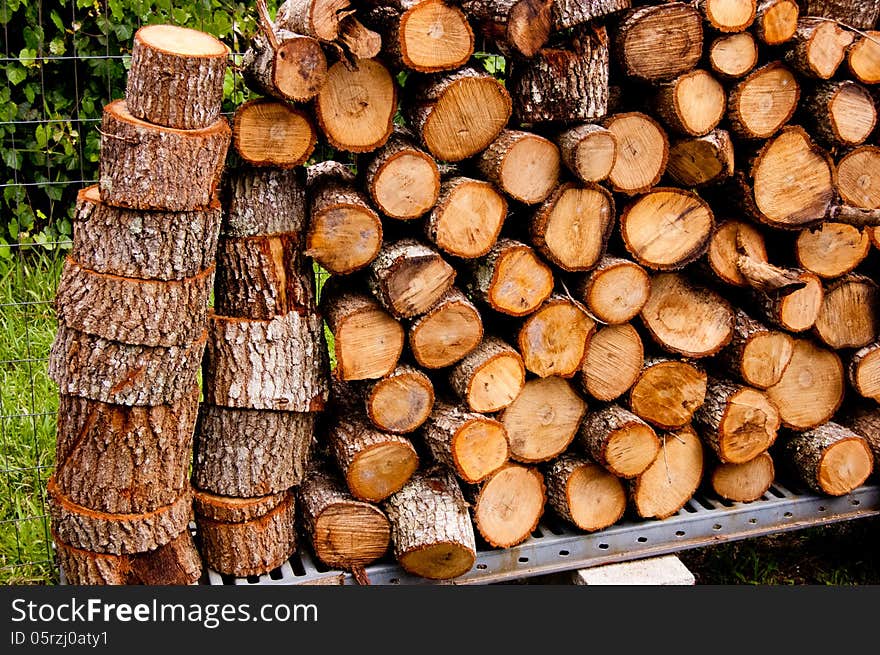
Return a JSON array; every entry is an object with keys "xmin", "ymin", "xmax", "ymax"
[
  {"xmin": 298, "ymin": 466, "xmax": 391, "ymax": 570},
  {"xmin": 364, "ymin": 364, "xmax": 435, "ymax": 434},
  {"xmin": 783, "ymin": 423, "xmax": 874, "ymax": 496},
  {"xmin": 194, "ymin": 490, "xmax": 297, "ymax": 578},
  {"xmin": 222, "ymin": 166, "xmax": 307, "ymax": 238},
  {"xmin": 466, "ymin": 238, "xmax": 555, "ymax": 317},
  {"xmin": 799, "ymin": 0, "xmax": 880, "ymax": 29},
  {"xmin": 715, "ymin": 309, "xmax": 794, "ymax": 389},
  {"xmin": 407, "ymin": 287, "xmax": 484, "ymax": 369},
  {"xmin": 509, "ymin": 24, "xmax": 610, "ymax": 124},
  {"xmin": 202, "ymin": 312, "xmax": 329, "ymax": 412},
  {"xmin": 275, "ymin": 0, "xmax": 350, "ymax": 41},
  {"xmin": 125, "ymin": 24, "xmax": 228, "ymax": 129},
  {"xmin": 848, "ymin": 341, "xmax": 880, "ymax": 400},
  {"xmin": 459, "ymin": 0, "xmax": 554, "ymax": 58},
  {"xmin": 54, "ymin": 528, "xmax": 203, "ymax": 586},
  {"xmin": 48, "ymin": 324, "xmax": 206, "ymax": 407},
  {"xmin": 192, "ymin": 405, "xmax": 315, "ymax": 497},
  {"xmin": 99, "ymin": 100, "xmax": 230, "ymax": 211},
  {"xmin": 55, "ymin": 257, "xmax": 214, "ymax": 347},
  {"xmin": 72, "ymin": 186, "xmax": 221, "ymax": 281},
  {"xmin": 53, "ymin": 389, "xmax": 198, "ymax": 515},
  {"xmin": 543, "ymin": 454, "xmax": 626, "ymax": 532},
  {"xmin": 448, "ymin": 336, "xmax": 526, "ymax": 412},
  {"xmin": 383, "ymin": 467, "xmax": 476, "ymax": 580},
  {"xmin": 48, "ymin": 478, "xmax": 193, "ymax": 555},
  {"xmin": 469, "ymin": 463, "xmax": 546, "ymax": 548},
  {"xmin": 579, "ymin": 404, "xmax": 660, "ymax": 478},
  {"xmin": 367, "ymin": 239, "xmax": 456, "ymax": 319},
  {"xmin": 213, "ymin": 234, "xmax": 315, "ymax": 320}
]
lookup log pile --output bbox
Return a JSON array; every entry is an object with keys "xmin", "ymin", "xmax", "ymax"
[{"xmin": 51, "ymin": 0, "xmax": 880, "ymax": 584}]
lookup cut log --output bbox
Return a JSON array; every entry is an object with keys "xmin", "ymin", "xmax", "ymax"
[
  {"xmin": 55, "ymin": 257, "xmax": 213, "ymax": 347},
  {"xmin": 765, "ymin": 338, "xmax": 844, "ymax": 430},
  {"xmin": 706, "ymin": 220, "xmax": 767, "ymax": 287},
  {"xmin": 337, "ymin": 15, "xmax": 383, "ymax": 59},
  {"xmin": 53, "ymin": 388, "xmax": 198, "ymax": 514},
  {"xmin": 405, "ymin": 65, "xmax": 512, "ymax": 162},
  {"xmin": 517, "ymin": 295, "xmax": 596, "ymax": 379},
  {"xmin": 363, "ymin": 128, "xmax": 440, "ymax": 220},
  {"xmin": 367, "ymin": 239, "xmax": 456, "ymax": 319},
  {"xmin": 580, "ymin": 404, "xmax": 660, "ymax": 478},
  {"xmin": 315, "ymin": 58, "xmax": 396, "ymax": 153},
  {"xmin": 500, "ymin": 376, "xmax": 587, "ymax": 463},
  {"xmin": 629, "ymin": 426, "xmax": 704, "ymax": 519},
  {"xmin": 319, "ymin": 286, "xmax": 404, "ymax": 380},
  {"xmin": 383, "ymin": 467, "xmax": 476, "ymax": 580},
  {"xmin": 192, "ymin": 405, "xmax": 314, "ymax": 497},
  {"xmin": 726, "ymin": 62, "xmax": 799, "ymax": 140},
  {"xmin": 214, "ymin": 235, "xmax": 316, "ymax": 320},
  {"xmin": 242, "ymin": 28, "xmax": 327, "ymax": 102},
  {"xmin": 838, "ymin": 405, "xmax": 880, "ymax": 462},
  {"xmin": 783, "ymin": 423, "xmax": 874, "ymax": 496},
  {"xmin": 328, "ymin": 416, "xmax": 420, "ymax": 502},
  {"xmin": 509, "ymin": 24, "xmax": 610, "ymax": 124},
  {"xmin": 365, "ymin": 2, "xmax": 474, "ymax": 73},
  {"xmin": 613, "ymin": 3, "xmax": 704, "ymax": 83},
  {"xmin": 640, "ymin": 273, "xmax": 734, "ymax": 358},
  {"xmin": 125, "ymin": 24, "xmax": 228, "ymax": 129},
  {"xmin": 476, "ymin": 130, "xmax": 560, "ymax": 205},
  {"xmin": 692, "ymin": 377, "xmax": 781, "ymax": 464},
  {"xmin": 449, "ymin": 336, "xmax": 526, "ymax": 413},
  {"xmin": 306, "ymin": 160, "xmax": 383, "ymax": 275},
  {"xmin": 708, "ymin": 32, "xmax": 759, "ymax": 78},
  {"xmin": 847, "ymin": 30, "xmax": 880, "ymax": 85},
  {"xmin": 54, "ymin": 529, "xmax": 202, "ymax": 586},
  {"xmin": 697, "ymin": 0, "xmax": 756, "ymax": 32},
  {"xmin": 736, "ymin": 255, "xmax": 807, "ymax": 295},
  {"xmin": 849, "ymin": 341, "xmax": 880, "ymax": 400},
  {"xmin": 579, "ymin": 323, "xmax": 644, "ymax": 402},
  {"xmin": 783, "ymin": 17, "xmax": 854, "ymax": 79},
  {"xmin": 99, "ymin": 100, "xmax": 229, "ymax": 211},
  {"xmin": 751, "ymin": 269, "xmax": 823, "ymax": 332},
  {"xmin": 424, "ymin": 177, "xmax": 507, "ymax": 259},
  {"xmin": 603, "ymin": 112, "xmax": 669, "ymax": 195},
  {"xmin": 364, "ymin": 364, "xmax": 435, "ymax": 434},
  {"xmin": 422, "ymin": 401, "xmax": 509, "ymax": 484},
  {"xmin": 72, "ymin": 185, "xmax": 221, "ymax": 281},
  {"xmin": 799, "ymin": 0, "xmax": 880, "ymax": 30},
  {"xmin": 529, "ymin": 183, "xmax": 615, "ymax": 272},
  {"xmin": 298, "ymin": 466, "xmax": 391, "ymax": 571},
  {"xmin": 469, "ymin": 464, "xmax": 546, "ymax": 548},
  {"xmin": 555, "ymin": 124, "xmax": 617, "ymax": 184},
  {"xmin": 710, "ymin": 452, "xmax": 775, "ymax": 503},
  {"xmin": 275, "ymin": 0, "xmax": 351, "ymax": 41},
  {"xmin": 748, "ymin": 126, "xmax": 834, "ymax": 229},
  {"xmin": 194, "ymin": 489, "xmax": 297, "ymax": 578},
  {"xmin": 459, "ymin": 0, "xmax": 554, "ymax": 58},
  {"xmin": 814, "ymin": 274, "xmax": 880, "ymax": 350},
  {"xmin": 666, "ymin": 129, "xmax": 735, "ymax": 187},
  {"xmin": 716, "ymin": 310, "xmax": 795, "ymax": 389},
  {"xmin": 232, "ymin": 98, "xmax": 316, "ymax": 168},
  {"xmin": 653, "ymin": 69, "xmax": 726, "ymax": 137},
  {"xmin": 48, "ymin": 324, "xmax": 205, "ymax": 407},
  {"xmin": 577, "ymin": 256, "xmax": 651, "ymax": 325},
  {"xmin": 201, "ymin": 312, "xmax": 329, "ymax": 412},
  {"xmin": 222, "ymin": 166, "xmax": 307, "ymax": 238},
  {"xmin": 628, "ymin": 357, "xmax": 708, "ymax": 430},
  {"xmin": 48, "ymin": 478, "xmax": 192, "ymax": 555},
  {"xmin": 543, "ymin": 454, "xmax": 626, "ymax": 532},
  {"xmin": 466, "ymin": 239, "xmax": 555, "ymax": 317},
  {"xmin": 837, "ymin": 146, "xmax": 880, "ymax": 210},
  {"xmin": 407, "ymin": 287, "xmax": 483, "ymax": 369},
  {"xmin": 795, "ymin": 223, "xmax": 869, "ymax": 279},
  {"xmin": 827, "ymin": 204, "xmax": 880, "ymax": 228},
  {"xmin": 754, "ymin": 0, "xmax": 798, "ymax": 45},
  {"xmin": 803, "ymin": 80, "xmax": 877, "ymax": 148}
]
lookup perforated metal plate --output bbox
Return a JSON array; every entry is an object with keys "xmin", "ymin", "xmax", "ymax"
[{"xmin": 203, "ymin": 481, "xmax": 880, "ymax": 586}]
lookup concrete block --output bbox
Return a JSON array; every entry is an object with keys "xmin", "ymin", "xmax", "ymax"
[{"xmin": 571, "ymin": 555, "xmax": 696, "ymax": 585}]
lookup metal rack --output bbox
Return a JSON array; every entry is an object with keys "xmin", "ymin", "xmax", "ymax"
[{"xmin": 203, "ymin": 480, "xmax": 880, "ymax": 586}]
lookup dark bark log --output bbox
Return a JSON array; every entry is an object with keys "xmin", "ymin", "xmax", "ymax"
[
  {"xmin": 222, "ymin": 165, "xmax": 307, "ymax": 238},
  {"xmin": 799, "ymin": 1, "xmax": 880, "ymax": 30},
  {"xmin": 242, "ymin": 27, "xmax": 327, "ymax": 102},
  {"xmin": 367, "ymin": 239, "xmax": 456, "ymax": 319}
]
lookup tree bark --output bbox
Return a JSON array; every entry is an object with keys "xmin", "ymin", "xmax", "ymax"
[
  {"xmin": 838, "ymin": 405, "xmax": 880, "ymax": 463},
  {"xmin": 802, "ymin": 80, "xmax": 877, "ymax": 148},
  {"xmin": 232, "ymin": 98, "xmax": 316, "ymax": 168},
  {"xmin": 468, "ymin": 464, "xmax": 546, "ymax": 548},
  {"xmin": 465, "ymin": 238, "xmax": 555, "ymax": 317},
  {"xmin": 579, "ymin": 323, "xmax": 644, "ymax": 402},
  {"xmin": 222, "ymin": 165, "xmax": 307, "ymax": 238},
  {"xmin": 367, "ymin": 239, "xmax": 456, "ymax": 319},
  {"xmin": 99, "ymin": 100, "xmax": 230, "ymax": 211},
  {"xmin": 799, "ymin": 0, "xmax": 880, "ymax": 30},
  {"xmin": 783, "ymin": 422, "xmax": 874, "ymax": 496},
  {"xmin": 516, "ymin": 294, "xmax": 596, "ymax": 379},
  {"xmin": 628, "ymin": 357, "xmax": 708, "ymax": 430},
  {"xmin": 750, "ymin": 269, "xmax": 823, "ymax": 332},
  {"xmin": 192, "ymin": 405, "xmax": 315, "ymax": 497},
  {"xmin": 715, "ymin": 309, "xmax": 794, "ymax": 389},
  {"xmin": 542, "ymin": 454, "xmax": 626, "ymax": 532},
  {"xmin": 782, "ymin": 17, "xmax": 854, "ymax": 79},
  {"xmin": 459, "ymin": 0, "xmax": 554, "ymax": 58},
  {"xmin": 448, "ymin": 336, "xmax": 525, "ymax": 413},
  {"xmin": 629, "ymin": 426, "xmax": 704, "ymax": 519},
  {"xmin": 407, "ymin": 287, "xmax": 483, "ymax": 369},
  {"xmin": 579, "ymin": 404, "xmax": 660, "ymax": 478},
  {"xmin": 275, "ymin": 0, "xmax": 351, "ymax": 41}
]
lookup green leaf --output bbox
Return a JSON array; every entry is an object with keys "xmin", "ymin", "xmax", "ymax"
[
  {"xmin": 19, "ymin": 48, "xmax": 38, "ymax": 68},
  {"xmin": 24, "ymin": 85, "xmax": 35, "ymax": 104},
  {"xmin": 34, "ymin": 125, "xmax": 47, "ymax": 149},
  {"xmin": 49, "ymin": 38, "xmax": 66, "ymax": 56},
  {"xmin": 6, "ymin": 65, "xmax": 27, "ymax": 86},
  {"xmin": 0, "ymin": 237, "xmax": 11, "ymax": 260},
  {"xmin": 50, "ymin": 10, "xmax": 64, "ymax": 32}
]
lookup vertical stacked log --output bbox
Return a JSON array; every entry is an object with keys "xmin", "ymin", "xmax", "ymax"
[{"xmin": 48, "ymin": 25, "xmax": 233, "ymax": 584}]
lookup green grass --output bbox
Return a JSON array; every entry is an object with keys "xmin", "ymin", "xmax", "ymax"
[{"xmin": 0, "ymin": 246, "xmax": 65, "ymax": 585}]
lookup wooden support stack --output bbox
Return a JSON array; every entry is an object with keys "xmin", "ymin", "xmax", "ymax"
[{"xmin": 47, "ymin": 25, "xmax": 233, "ymax": 584}]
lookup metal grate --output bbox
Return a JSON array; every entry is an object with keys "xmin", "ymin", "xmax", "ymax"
[{"xmin": 203, "ymin": 481, "xmax": 880, "ymax": 586}]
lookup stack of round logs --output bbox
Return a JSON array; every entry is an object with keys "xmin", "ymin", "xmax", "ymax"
[{"xmin": 46, "ymin": 24, "xmax": 233, "ymax": 584}]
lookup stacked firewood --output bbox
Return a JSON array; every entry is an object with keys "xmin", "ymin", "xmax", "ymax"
[{"xmin": 46, "ymin": 25, "xmax": 232, "ymax": 584}]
